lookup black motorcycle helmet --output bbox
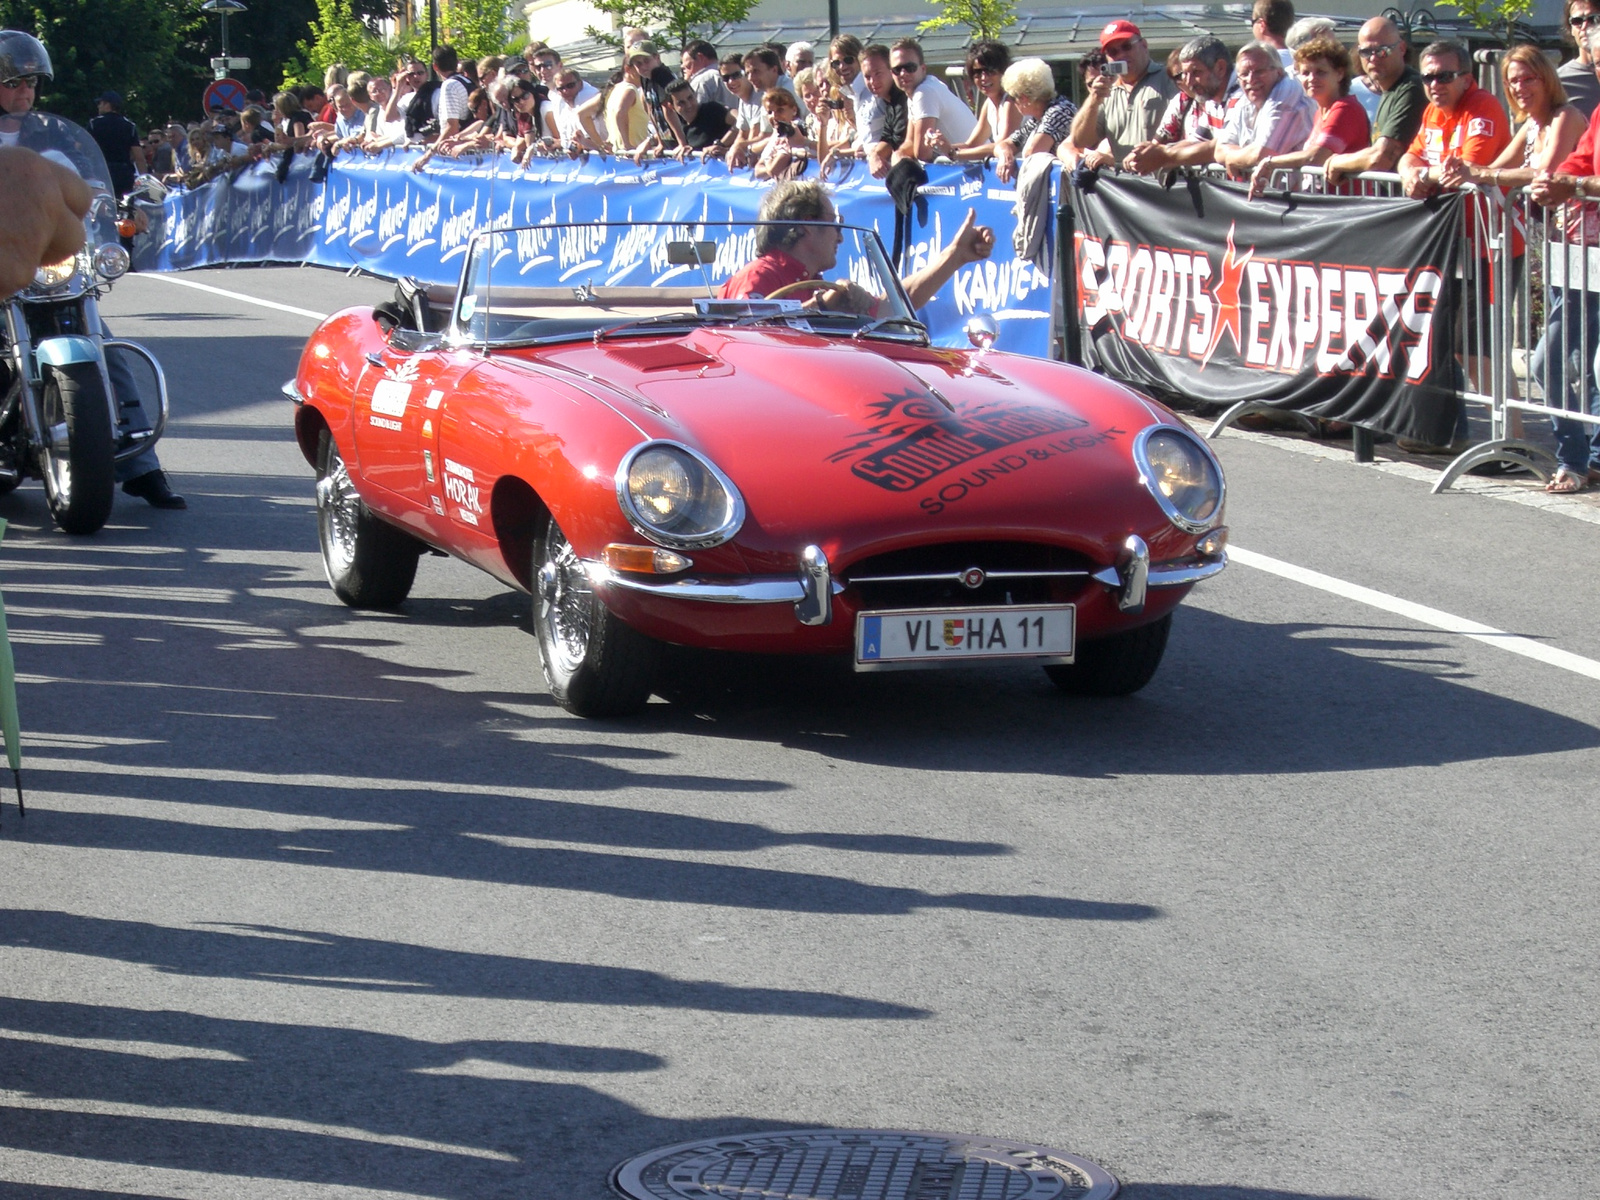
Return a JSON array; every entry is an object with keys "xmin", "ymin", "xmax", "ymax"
[{"xmin": 0, "ymin": 30, "xmax": 52, "ymax": 83}]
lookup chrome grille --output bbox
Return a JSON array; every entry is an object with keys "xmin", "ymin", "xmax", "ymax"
[{"xmin": 842, "ymin": 542, "xmax": 1098, "ymax": 609}]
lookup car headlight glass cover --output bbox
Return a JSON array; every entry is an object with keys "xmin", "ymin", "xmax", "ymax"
[
  {"xmin": 616, "ymin": 441, "xmax": 745, "ymax": 549},
  {"xmin": 1134, "ymin": 426, "xmax": 1224, "ymax": 531}
]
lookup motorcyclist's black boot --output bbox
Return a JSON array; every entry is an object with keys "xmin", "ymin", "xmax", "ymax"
[{"xmin": 123, "ymin": 469, "xmax": 185, "ymax": 509}]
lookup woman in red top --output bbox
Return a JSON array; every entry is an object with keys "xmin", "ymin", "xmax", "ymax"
[{"xmin": 1248, "ymin": 35, "xmax": 1369, "ymax": 196}]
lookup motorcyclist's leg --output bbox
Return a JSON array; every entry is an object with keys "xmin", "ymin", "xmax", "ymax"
[{"xmin": 101, "ymin": 320, "xmax": 183, "ymax": 507}]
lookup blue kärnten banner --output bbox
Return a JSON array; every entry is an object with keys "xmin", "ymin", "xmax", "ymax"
[{"xmin": 133, "ymin": 149, "xmax": 1058, "ymax": 356}]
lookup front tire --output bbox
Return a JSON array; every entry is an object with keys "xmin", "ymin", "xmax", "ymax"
[
  {"xmin": 315, "ymin": 430, "xmax": 421, "ymax": 608},
  {"xmin": 1045, "ymin": 613, "xmax": 1171, "ymax": 697},
  {"xmin": 534, "ymin": 517, "xmax": 660, "ymax": 717},
  {"xmin": 39, "ymin": 363, "xmax": 116, "ymax": 536}
]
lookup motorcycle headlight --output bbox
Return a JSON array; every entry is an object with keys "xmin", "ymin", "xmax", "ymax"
[
  {"xmin": 616, "ymin": 441, "xmax": 744, "ymax": 550},
  {"xmin": 1134, "ymin": 425, "xmax": 1225, "ymax": 532},
  {"xmin": 94, "ymin": 243, "xmax": 130, "ymax": 280},
  {"xmin": 34, "ymin": 257, "xmax": 78, "ymax": 289}
]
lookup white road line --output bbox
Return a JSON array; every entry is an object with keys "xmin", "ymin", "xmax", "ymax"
[
  {"xmin": 141, "ymin": 272, "xmax": 330, "ymax": 321},
  {"xmin": 1230, "ymin": 545, "xmax": 1600, "ymax": 682}
]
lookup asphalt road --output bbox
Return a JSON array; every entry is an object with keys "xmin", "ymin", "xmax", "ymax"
[{"xmin": 0, "ymin": 266, "xmax": 1595, "ymax": 1200}]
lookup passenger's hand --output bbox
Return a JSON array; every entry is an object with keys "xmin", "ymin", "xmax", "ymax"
[{"xmin": 0, "ymin": 146, "xmax": 93, "ymax": 297}]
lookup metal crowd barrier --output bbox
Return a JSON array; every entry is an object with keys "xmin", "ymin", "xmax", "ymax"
[{"xmin": 1432, "ymin": 184, "xmax": 1600, "ymax": 491}]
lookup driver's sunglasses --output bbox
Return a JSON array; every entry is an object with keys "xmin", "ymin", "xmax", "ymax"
[
  {"xmin": 889, "ymin": 62, "xmax": 920, "ymax": 75},
  {"xmin": 0, "ymin": 75, "xmax": 38, "ymax": 89},
  {"xmin": 1420, "ymin": 68, "xmax": 1463, "ymax": 84}
]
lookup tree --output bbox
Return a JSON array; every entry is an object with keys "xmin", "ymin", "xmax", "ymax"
[
  {"xmin": 1430, "ymin": 0, "xmax": 1537, "ymax": 47},
  {"xmin": 440, "ymin": 0, "xmax": 513, "ymax": 60},
  {"xmin": 0, "ymin": 0, "xmax": 208, "ymax": 127},
  {"xmin": 285, "ymin": 0, "xmax": 400, "ymax": 86},
  {"xmin": 917, "ymin": 0, "xmax": 1015, "ymax": 43},
  {"xmin": 583, "ymin": 0, "xmax": 754, "ymax": 53}
]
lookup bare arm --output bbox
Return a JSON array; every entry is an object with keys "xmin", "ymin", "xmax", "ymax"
[
  {"xmin": 901, "ymin": 208, "xmax": 994, "ymax": 310},
  {"xmin": 1324, "ymin": 134, "xmax": 1404, "ymax": 184}
]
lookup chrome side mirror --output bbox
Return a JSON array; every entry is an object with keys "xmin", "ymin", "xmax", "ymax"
[{"xmin": 964, "ymin": 314, "xmax": 997, "ymax": 351}]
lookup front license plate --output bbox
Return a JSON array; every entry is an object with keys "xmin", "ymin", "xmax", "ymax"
[{"xmin": 855, "ymin": 604, "xmax": 1075, "ymax": 670}]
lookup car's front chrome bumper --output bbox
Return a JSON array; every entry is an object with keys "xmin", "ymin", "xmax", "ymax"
[{"xmin": 587, "ymin": 538, "xmax": 1226, "ymax": 627}]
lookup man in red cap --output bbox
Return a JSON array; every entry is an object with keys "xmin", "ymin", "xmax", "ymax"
[{"xmin": 1068, "ymin": 19, "xmax": 1178, "ymax": 167}]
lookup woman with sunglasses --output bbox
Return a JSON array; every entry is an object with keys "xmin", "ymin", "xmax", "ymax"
[{"xmin": 926, "ymin": 40, "xmax": 1020, "ymax": 163}]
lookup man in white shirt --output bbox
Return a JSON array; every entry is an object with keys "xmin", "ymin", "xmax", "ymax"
[
  {"xmin": 786, "ymin": 40, "xmax": 814, "ymax": 78},
  {"xmin": 430, "ymin": 44, "xmax": 471, "ymax": 141},
  {"xmin": 888, "ymin": 39, "xmax": 975, "ymax": 160},
  {"xmin": 1214, "ymin": 40, "xmax": 1316, "ymax": 177},
  {"xmin": 548, "ymin": 68, "xmax": 605, "ymax": 149}
]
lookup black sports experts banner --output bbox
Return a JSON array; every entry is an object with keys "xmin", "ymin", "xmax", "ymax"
[{"xmin": 1068, "ymin": 175, "xmax": 1464, "ymax": 445}]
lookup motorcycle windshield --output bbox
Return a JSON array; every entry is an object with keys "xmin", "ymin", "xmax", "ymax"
[{"xmin": 0, "ymin": 111, "xmax": 119, "ymax": 241}]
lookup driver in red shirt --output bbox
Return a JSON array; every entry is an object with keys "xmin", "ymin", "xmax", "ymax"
[{"xmin": 720, "ymin": 180, "xmax": 875, "ymax": 311}]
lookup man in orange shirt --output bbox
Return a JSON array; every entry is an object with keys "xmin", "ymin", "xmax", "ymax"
[
  {"xmin": 1399, "ymin": 40, "xmax": 1510, "ymax": 195},
  {"xmin": 1397, "ymin": 40, "xmax": 1511, "ymax": 452}
]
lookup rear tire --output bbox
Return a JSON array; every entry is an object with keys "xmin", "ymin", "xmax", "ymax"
[
  {"xmin": 315, "ymin": 429, "xmax": 421, "ymax": 608},
  {"xmin": 1045, "ymin": 613, "xmax": 1171, "ymax": 697},
  {"xmin": 40, "ymin": 363, "xmax": 115, "ymax": 536},
  {"xmin": 534, "ymin": 517, "xmax": 660, "ymax": 717}
]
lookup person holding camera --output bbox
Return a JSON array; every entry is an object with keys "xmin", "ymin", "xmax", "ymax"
[{"xmin": 1068, "ymin": 20, "xmax": 1178, "ymax": 169}]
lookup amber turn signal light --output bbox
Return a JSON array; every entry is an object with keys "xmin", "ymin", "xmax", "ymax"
[{"xmin": 600, "ymin": 543, "xmax": 693, "ymax": 574}]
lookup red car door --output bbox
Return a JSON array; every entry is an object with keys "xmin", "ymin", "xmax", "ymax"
[{"xmin": 351, "ymin": 346, "xmax": 478, "ymax": 518}]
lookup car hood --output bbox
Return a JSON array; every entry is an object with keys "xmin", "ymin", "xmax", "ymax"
[{"xmin": 528, "ymin": 327, "xmax": 1177, "ymax": 563}]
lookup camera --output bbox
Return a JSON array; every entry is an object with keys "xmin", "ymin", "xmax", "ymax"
[{"xmin": 1102, "ymin": 60, "xmax": 1129, "ymax": 77}]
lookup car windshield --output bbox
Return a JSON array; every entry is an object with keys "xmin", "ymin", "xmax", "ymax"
[{"xmin": 452, "ymin": 220, "xmax": 919, "ymax": 346}]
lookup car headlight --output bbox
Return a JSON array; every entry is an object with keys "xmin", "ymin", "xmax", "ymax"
[
  {"xmin": 616, "ymin": 441, "xmax": 744, "ymax": 550},
  {"xmin": 34, "ymin": 257, "xmax": 78, "ymax": 289},
  {"xmin": 1134, "ymin": 425, "xmax": 1224, "ymax": 532}
]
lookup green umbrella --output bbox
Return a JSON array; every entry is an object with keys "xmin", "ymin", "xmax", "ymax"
[{"xmin": 0, "ymin": 519, "xmax": 23, "ymax": 824}]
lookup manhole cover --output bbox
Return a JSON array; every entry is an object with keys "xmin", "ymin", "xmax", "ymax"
[{"xmin": 611, "ymin": 1128, "xmax": 1118, "ymax": 1200}]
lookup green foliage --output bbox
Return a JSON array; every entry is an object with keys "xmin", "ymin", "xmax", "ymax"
[
  {"xmin": 583, "ymin": 0, "xmax": 754, "ymax": 53},
  {"xmin": 441, "ymin": 0, "xmax": 514, "ymax": 59},
  {"xmin": 284, "ymin": 0, "xmax": 400, "ymax": 86},
  {"xmin": 1430, "ymin": 0, "xmax": 1536, "ymax": 46},
  {"xmin": 917, "ymin": 0, "xmax": 1016, "ymax": 42},
  {"xmin": 284, "ymin": 0, "xmax": 514, "ymax": 86},
  {"xmin": 0, "ymin": 0, "xmax": 209, "ymax": 127}
]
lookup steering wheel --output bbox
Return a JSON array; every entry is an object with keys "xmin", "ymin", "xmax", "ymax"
[{"xmin": 764, "ymin": 278, "xmax": 850, "ymax": 301}]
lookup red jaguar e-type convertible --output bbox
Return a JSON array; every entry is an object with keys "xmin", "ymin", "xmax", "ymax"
[{"xmin": 286, "ymin": 220, "xmax": 1227, "ymax": 716}]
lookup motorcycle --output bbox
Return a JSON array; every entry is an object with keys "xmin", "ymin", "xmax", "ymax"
[{"xmin": 0, "ymin": 111, "xmax": 168, "ymax": 535}]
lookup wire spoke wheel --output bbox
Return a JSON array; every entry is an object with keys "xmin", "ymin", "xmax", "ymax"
[
  {"xmin": 314, "ymin": 430, "xmax": 421, "ymax": 608},
  {"xmin": 533, "ymin": 517, "xmax": 660, "ymax": 717}
]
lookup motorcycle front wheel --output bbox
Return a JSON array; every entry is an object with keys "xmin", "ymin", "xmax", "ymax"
[{"xmin": 39, "ymin": 363, "xmax": 116, "ymax": 535}]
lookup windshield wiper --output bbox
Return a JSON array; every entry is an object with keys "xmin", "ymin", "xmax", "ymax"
[
  {"xmin": 592, "ymin": 311, "xmax": 727, "ymax": 343},
  {"xmin": 852, "ymin": 316, "xmax": 930, "ymax": 345}
]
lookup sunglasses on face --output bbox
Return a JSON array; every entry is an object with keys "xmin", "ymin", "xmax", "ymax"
[
  {"xmin": 1358, "ymin": 42, "xmax": 1399, "ymax": 58},
  {"xmin": 830, "ymin": 56, "xmax": 856, "ymax": 68},
  {"xmin": 722, "ymin": 70, "xmax": 743, "ymax": 81},
  {"xmin": 1420, "ymin": 68, "xmax": 1463, "ymax": 84},
  {"xmin": 1573, "ymin": 12, "xmax": 1600, "ymax": 28},
  {"xmin": 969, "ymin": 64, "xmax": 999, "ymax": 76},
  {"xmin": 890, "ymin": 62, "xmax": 920, "ymax": 75},
  {"xmin": 558, "ymin": 81, "xmax": 579, "ymax": 91},
  {"xmin": 0, "ymin": 75, "xmax": 38, "ymax": 89},
  {"xmin": 533, "ymin": 60, "xmax": 559, "ymax": 71}
]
